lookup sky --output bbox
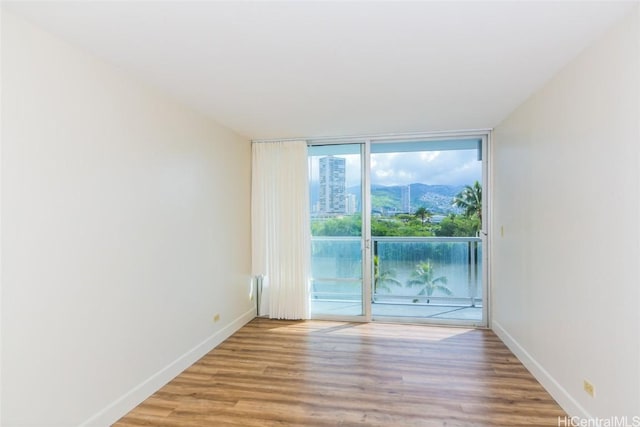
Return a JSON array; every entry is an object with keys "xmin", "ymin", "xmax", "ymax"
[
  {"xmin": 370, "ymin": 149, "xmax": 481, "ymax": 187},
  {"xmin": 311, "ymin": 148, "xmax": 482, "ymax": 188}
]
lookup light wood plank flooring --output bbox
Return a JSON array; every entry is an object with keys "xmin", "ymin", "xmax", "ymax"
[{"xmin": 114, "ymin": 318, "xmax": 566, "ymax": 426}]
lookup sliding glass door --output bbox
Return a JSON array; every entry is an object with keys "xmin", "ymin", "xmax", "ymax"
[
  {"xmin": 308, "ymin": 144, "xmax": 366, "ymax": 318},
  {"xmin": 309, "ymin": 134, "xmax": 488, "ymax": 326},
  {"xmin": 369, "ymin": 139, "xmax": 484, "ymax": 325}
]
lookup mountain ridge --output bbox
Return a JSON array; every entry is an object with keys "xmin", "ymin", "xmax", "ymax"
[{"xmin": 311, "ymin": 183, "xmax": 466, "ymax": 215}]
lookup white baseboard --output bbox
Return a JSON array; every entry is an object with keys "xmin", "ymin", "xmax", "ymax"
[
  {"xmin": 79, "ymin": 307, "xmax": 257, "ymax": 427},
  {"xmin": 492, "ymin": 320, "xmax": 592, "ymax": 420}
]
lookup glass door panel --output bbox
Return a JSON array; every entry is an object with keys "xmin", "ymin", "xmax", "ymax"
[
  {"xmin": 369, "ymin": 139, "xmax": 485, "ymax": 325},
  {"xmin": 307, "ymin": 136, "xmax": 488, "ymax": 327},
  {"xmin": 308, "ymin": 144, "xmax": 364, "ymax": 317}
]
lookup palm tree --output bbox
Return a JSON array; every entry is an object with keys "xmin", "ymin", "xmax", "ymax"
[
  {"xmin": 414, "ymin": 207, "xmax": 432, "ymax": 224},
  {"xmin": 453, "ymin": 181, "xmax": 482, "ymax": 222},
  {"xmin": 373, "ymin": 255, "xmax": 401, "ymax": 296},
  {"xmin": 406, "ymin": 261, "xmax": 451, "ymax": 302}
]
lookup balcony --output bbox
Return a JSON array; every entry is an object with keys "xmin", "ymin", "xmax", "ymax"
[{"xmin": 310, "ymin": 236, "xmax": 483, "ymax": 322}]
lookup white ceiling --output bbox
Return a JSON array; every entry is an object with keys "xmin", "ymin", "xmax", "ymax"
[{"xmin": 4, "ymin": 1, "xmax": 637, "ymax": 139}]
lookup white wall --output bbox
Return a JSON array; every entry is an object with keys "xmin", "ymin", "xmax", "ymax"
[
  {"xmin": 1, "ymin": 11, "xmax": 254, "ymax": 427},
  {"xmin": 0, "ymin": 5, "xmax": 4, "ymax": 425},
  {"xmin": 492, "ymin": 6, "xmax": 640, "ymax": 420}
]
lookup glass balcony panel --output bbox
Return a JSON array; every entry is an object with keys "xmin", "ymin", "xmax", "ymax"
[
  {"xmin": 309, "ymin": 236, "xmax": 482, "ymax": 321},
  {"xmin": 310, "ymin": 237, "xmax": 363, "ymax": 316},
  {"xmin": 373, "ymin": 237, "xmax": 482, "ymax": 320}
]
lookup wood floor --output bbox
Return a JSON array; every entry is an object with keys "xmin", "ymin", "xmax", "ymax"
[{"xmin": 114, "ymin": 318, "xmax": 566, "ymax": 426}]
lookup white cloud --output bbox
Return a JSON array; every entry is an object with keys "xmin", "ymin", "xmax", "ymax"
[
  {"xmin": 371, "ymin": 149, "xmax": 481, "ymax": 186},
  {"xmin": 309, "ymin": 148, "xmax": 482, "ymax": 188}
]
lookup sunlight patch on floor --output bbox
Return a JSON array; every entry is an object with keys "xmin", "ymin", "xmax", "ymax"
[{"xmin": 269, "ymin": 319, "xmax": 473, "ymax": 342}]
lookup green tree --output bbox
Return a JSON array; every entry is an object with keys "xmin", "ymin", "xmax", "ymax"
[
  {"xmin": 396, "ymin": 213, "xmax": 415, "ymax": 224},
  {"xmin": 311, "ymin": 214, "xmax": 362, "ymax": 236},
  {"xmin": 414, "ymin": 207, "xmax": 432, "ymax": 224},
  {"xmin": 453, "ymin": 180, "xmax": 482, "ymax": 222},
  {"xmin": 372, "ymin": 216, "xmax": 434, "ymax": 237},
  {"xmin": 406, "ymin": 261, "xmax": 451, "ymax": 301},
  {"xmin": 373, "ymin": 255, "xmax": 401, "ymax": 296},
  {"xmin": 435, "ymin": 213, "xmax": 480, "ymax": 237},
  {"xmin": 371, "ymin": 217, "xmax": 395, "ymax": 236}
]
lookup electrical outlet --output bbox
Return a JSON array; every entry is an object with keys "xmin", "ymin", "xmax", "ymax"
[
  {"xmin": 213, "ymin": 314, "xmax": 220, "ymax": 323},
  {"xmin": 583, "ymin": 379, "xmax": 595, "ymax": 397}
]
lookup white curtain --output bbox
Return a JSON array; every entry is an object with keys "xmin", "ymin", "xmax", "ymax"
[{"xmin": 251, "ymin": 141, "xmax": 311, "ymax": 319}]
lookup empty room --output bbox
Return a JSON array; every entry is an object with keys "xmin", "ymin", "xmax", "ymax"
[{"xmin": 1, "ymin": 1, "xmax": 639, "ymax": 426}]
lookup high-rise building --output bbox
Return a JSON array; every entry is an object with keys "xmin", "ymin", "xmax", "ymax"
[
  {"xmin": 401, "ymin": 185, "xmax": 411, "ymax": 213},
  {"xmin": 345, "ymin": 193, "xmax": 357, "ymax": 214},
  {"xmin": 319, "ymin": 156, "xmax": 346, "ymax": 214}
]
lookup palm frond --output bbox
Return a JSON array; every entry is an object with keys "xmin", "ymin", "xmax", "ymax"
[{"xmin": 405, "ymin": 261, "xmax": 452, "ymax": 299}]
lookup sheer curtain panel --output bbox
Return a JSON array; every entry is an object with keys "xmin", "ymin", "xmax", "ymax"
[{"xmin": 251, "ymin": 141, "xmax": 311, "ymax": 319}]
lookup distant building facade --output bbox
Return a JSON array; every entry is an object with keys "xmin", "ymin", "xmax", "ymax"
[
  {"xmin": 401, "ymin": 185, "xmax": 411, "ymax": 213},
  {"xmin": 345, "ymin": 193, "xmax": 357, "ymax": 214},
  {"xmin": 319, "ymin": 156, "xmax": 346, "ymax": 214}
]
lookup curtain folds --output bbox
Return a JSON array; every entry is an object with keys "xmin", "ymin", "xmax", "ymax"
[{"xmin": 251, "ymin": 141, "xmax": 310, "ymax": 319}]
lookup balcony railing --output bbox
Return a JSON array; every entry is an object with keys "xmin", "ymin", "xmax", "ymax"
[{"xmin": 311, "ymin": 236, "xmax": 482, "ymax": 307}]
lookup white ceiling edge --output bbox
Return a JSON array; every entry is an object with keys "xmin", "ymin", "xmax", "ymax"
[{"xmin": 3, "ymin": 1, "xmax": 638, "ymax": 139}]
